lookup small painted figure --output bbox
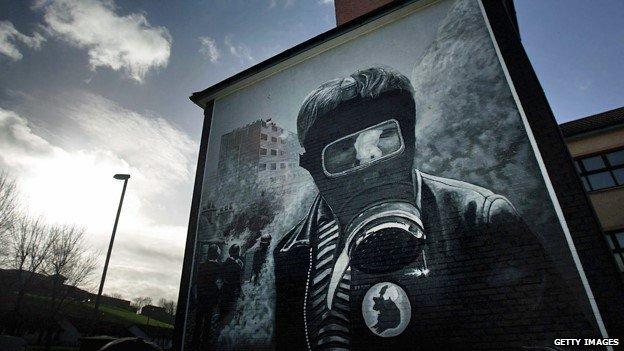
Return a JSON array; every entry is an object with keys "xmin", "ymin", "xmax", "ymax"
[
  {"xmin": 192, "ymin": 244, "xmax": 221, "ymax": 350},
  {"xmin": 219, "ymin": 243, "xmax": 244, "ymax": 324},
  {"xmin": 251, "ymin": 234, "xmax": 272, "ymax": 285}
]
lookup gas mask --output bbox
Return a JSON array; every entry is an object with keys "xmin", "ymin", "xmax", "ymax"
[{"xmin": 300, "ymin": 91, "xmax": 427, "ymax": 309}]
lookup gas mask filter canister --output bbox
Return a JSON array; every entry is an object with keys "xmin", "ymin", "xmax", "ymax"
[{"xmin": 327, "ymin": 201, "xmax": 426, "ymax": 309}]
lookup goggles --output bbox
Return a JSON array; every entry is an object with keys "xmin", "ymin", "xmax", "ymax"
[{"xmin": 321, "ymin": 119, "xmax": 404, "ymax": 177}]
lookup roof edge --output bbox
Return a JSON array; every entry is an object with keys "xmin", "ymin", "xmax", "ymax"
[
  {"xmin": 189, "ymin": 0, "xmax": 419, "ymax": 108},
  {"xmin": 189, "ymin": 0, "xmax": 520, "ymax": 109},
  {"xmin": 560, "ymin": 106, "xmax": 624, "ymax": 138}
]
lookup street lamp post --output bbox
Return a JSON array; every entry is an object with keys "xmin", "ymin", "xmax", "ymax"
[{"xmin": 93, "ymin": 173, "xmax": 130, "ymax": 331}]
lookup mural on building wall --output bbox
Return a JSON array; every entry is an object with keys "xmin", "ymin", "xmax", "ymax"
[{"xmin": 182, "ymin": 0, "xmax": 602, "ymax": 350}]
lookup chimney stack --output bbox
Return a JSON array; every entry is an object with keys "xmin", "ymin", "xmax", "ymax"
[{"xmin": 334, "ymin": 0, "xmax": 396, "ymax": 26}]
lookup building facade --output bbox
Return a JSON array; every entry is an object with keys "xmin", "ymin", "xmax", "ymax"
[
  {"xmin": 561, "ymin": 107, "xmax": 624, "ymax": 276},
  {"xmin": 175, "ymin": 1, "xmax": 624, "ymax": 349},
  {"xmin": 139, "ymin": 305, "xmax": 174, "ymax": 324},
  {"xmin": 196, "ymin": 118, "xmax": 309, "ymax": 257},
  {"xmin": 217, "ymin": 119, "xmax": 300, "ymax": 182}
]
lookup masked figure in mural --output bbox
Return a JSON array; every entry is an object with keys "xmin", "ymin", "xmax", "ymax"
[
  {"xmin": 251, "ymin": 234, "xmax": 272, "ymax": 285},
  {"xmin": 192, "ymin": 244, "xmax": 221, "ymax": 350},
  {"xmin": 273, "ymin": 67, "xmax": 588, "ymax": 350},
  {"xmin": 219, "ymin": 244, "xmax": 244, "ymax": 325}
]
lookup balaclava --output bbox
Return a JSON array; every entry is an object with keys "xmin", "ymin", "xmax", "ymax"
[{"xmin": 298, "ymin": 67, "xmax": 426, "ymax": 308}]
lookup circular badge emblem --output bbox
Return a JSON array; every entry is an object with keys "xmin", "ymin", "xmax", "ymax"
[{"xmin": 361, "ymin": 282, "xmax": 411, "ymax": 337}]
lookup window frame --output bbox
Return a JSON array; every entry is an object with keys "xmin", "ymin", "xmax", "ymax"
[
  {"xmin": 574, "ymin": 146, "xmax": 624, "ymax": 192},
  {"xmin": 605, "ymin": 229, "xmax": 624, "ymax": 273}
]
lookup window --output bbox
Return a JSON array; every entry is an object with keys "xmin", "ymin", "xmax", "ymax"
[
  {"xmin": 272, "ymin": 126, "xmax": 278, "ymax": 132},
  {"xmin": 270, "ymin": 149, "xmax": 278, "ymax": 156},
  {"xmin": 575, "ymin": 148, "xmax": 624, "ymax": 191},
  {"xmin": 259, "ymin": 163, "xmax": 267, "ymax": 171},
  {"xmin": 261, "ymin": 121, "xmax": 267, "ymax": 128},
  {"xmin": 271, "ymin": 136, "xmax": 278, "ymax": 142},
  {"xmin": 260, "ymin": 148, "xmax": 268, "ymax": 156},
  {"xmin": 261, "ymin": 133, "xmax": 268, "ymax": 141},
  {"xmin": 270, "ymin": 163, "xmax": 277, "ymax": 170},
  {"xmin": 280, "ymin": 138, "xmax": 284, "ymax": 144},
  {"xmin": 280, "ymin": 163, "xmax": 286, "ymax": 169},
  {"xmin": 607, "ymin": 150, "xmax": 624, "ymax": 166},
  {"xmin": 279, "ymin": 150, "xmax": 284, "ymax": 156},
  {"xmin": 605, "ymin": 230, "xmax": 624, "ymax": 273}
]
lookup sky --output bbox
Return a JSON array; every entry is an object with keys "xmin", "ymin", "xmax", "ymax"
[
  {"xmin": 0, "ymin": 0, "xmax": 622, "ymax": 303},
  {"xmin": 515, "ymin": 0, "xmax": 624, "ymax": 122}
]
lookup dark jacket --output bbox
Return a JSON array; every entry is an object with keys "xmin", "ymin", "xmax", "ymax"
[
  {"xmin": 252, "ymin": 246, "xmax": 269, "ymax": 274},
  {"xmin": 196, "ymin": 259, "xmax": 221, "ymax": 304},
  {"xmin": 221, "ymin": 256, "xmax": 244, "ymax": 296},
  {"xmin": 273, "ymin": 170, "xmax": 594, "ymax": 350}
]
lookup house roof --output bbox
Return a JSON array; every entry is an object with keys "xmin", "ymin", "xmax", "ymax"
[{"xmin": 560, "ymin": 106, "xmax": 624, "ymax": 138}]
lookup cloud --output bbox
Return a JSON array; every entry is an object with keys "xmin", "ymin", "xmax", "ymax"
[
  {"xmin": 198, "ymin": 36, "xmax": 220, "ymax": 63},
  {"xmin": 268, "ymin": 0, "xmax": 295, "ymax": 9},
  {"xmin": 575, "ymin": 78, "xmax": 591, "ymax": 92},
  {"xmin": 0, "ymin": 105, "xmax": 134, "ymax": 240},
  {"xmin": 411, "ymin": 0, "xmax": 557, "ymax": 243},
  {"xmin": 0, "ymin": 107, "xmax": 56, "ymax": 161},
  {"xmin": 34, "ymin": 0, "xmax": 171, "ymax": 82},
  {"xmin": 224, "ymin": 35, "xmax": 254, "ymax": 63},
  {"xmin": 318, "ymin": 0, "xmax": 333, "ymax": 4},
  {"xmin": 0, "ymin": 96, "xmax": 197, "ymax": 301},
  {"xmin": 64, "ymin": 92, "xmax": 197, "ymax": 186},
  {"xmin": 0, "ymin": 20, "xmax": 45, "ymax": 60}
]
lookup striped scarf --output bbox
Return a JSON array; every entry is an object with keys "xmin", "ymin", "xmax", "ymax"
[{"xmin": 304, "ymin": 218, "xmax": 351, "ymax": 350}]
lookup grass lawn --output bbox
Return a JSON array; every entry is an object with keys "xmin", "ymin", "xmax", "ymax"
[
  {"xmin": 26, "ymin": 294, "xmax": 173, "ymax": 329},
  {"xmin": 97, "ymin": 304, "xmax": 173, "ymax": 329}
]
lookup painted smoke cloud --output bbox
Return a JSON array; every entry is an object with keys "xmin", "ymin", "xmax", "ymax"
[{"xmin": 411, "ymin": 0, "xmax": 553, "ymax": 239}]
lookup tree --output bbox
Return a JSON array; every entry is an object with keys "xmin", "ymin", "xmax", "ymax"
[
  {"xmin": 132, "ymin": 296, "xmax": 153, "ymax": 311},
  {"xmin": 0, "ymin": 175, "xmax": 99, "ymax": 345},
  {"xmin": 44, "ymin": 224, "xmax": 97, "ymax": 291},
  {"xmin": 5, "ymin": 216, "xmax": 57, "ymax": 335},
  {"xmin": 41, "ymin": 224, "xmax": 97, "ymax": 350},
  {"xmin": 157, "ymin": 298, "xmax": 176, "ymax": 316},
  {"xmin": 0, "ymin": 171, "xmax": 21, "ymax": 261},
  {"xmin": 108, "ymin": 292, "xmax": 124, "ymax": 299}
]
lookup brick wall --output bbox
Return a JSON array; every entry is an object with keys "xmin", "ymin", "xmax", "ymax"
[
  {"xmin": 334, "ymin": 0, "xmax": 395, "ymax": 25},
  {"xmin": 481, "ymin": 0, "xmax": 624, "ymax": 337}
]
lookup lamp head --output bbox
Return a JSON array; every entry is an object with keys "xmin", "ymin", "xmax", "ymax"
[{"xmin": 113, "ymin": 174, "xmax": 131, "ymax": 180}]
